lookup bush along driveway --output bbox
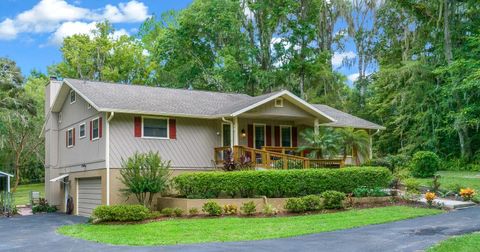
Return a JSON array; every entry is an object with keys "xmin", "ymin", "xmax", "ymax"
[{"xmin": 1, "ymin": 207, "xmax": 480, "ymax": 252}]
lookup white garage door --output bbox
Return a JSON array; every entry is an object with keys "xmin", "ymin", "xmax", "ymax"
[{"xmin": 77, "ymin": 177, "xmax": 102, "ymax": 217}]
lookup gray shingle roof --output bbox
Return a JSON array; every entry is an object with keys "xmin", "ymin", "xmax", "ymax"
[
  {"xmin": 62, "ymin": 79, "xmax": 384, "ymax": 129},
  {"xmin": 312, "ymin": 104, "xmax": 385, "ymax": 130}
]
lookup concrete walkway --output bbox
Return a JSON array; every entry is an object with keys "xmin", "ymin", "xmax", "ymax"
[{"xmin": 1, "ymin": 207, "xmax": 480, "ymax": 252}]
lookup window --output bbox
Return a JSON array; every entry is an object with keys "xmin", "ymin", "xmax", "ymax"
[
  {"xmin": 280, "ymin": 126, "xmax": 292, "ymax": 147},
  {"xmin": 70, "ymin": 90, "xmax": 76, "ymax": 104},
  {"xmin": 143, "ymin": 117, "xmax": 168, "ymax": 138},
  {"xmin": 67, "ymin": 128, "xmax": 74, "ymax": 147},
  {"xmin": 79, "ymin": 123, "xmax": 86, "ymax": 138},
  {"xmin": 222, "ymin": 123, "xmax": 231, "ymax": 147},
  {"xmin": 274, "ymin": 98, "xmax": 283, "ymax": 107},
  {"xmin": 87, "ymin": 104, "xmax": 92, "ymax": 109},
  {"xmin": 92, "ymin": 118, "xmax": 100, "ymax": 140},
  {"xmin": 254, "ymin": 124, "xmax": 265, "ymax": 149}
]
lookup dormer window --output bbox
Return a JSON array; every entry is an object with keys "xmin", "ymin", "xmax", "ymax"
[
  {"xmin": 70, "ymin": 90, "xmax": 76, "ymax": 104},
  {"xmin": 274, "ymin": 98, "xmax": 283, "ymax": 107}
]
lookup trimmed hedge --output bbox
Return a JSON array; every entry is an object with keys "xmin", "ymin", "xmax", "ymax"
[
  {"xmin": 92, "ymin": 205, "xmax": 150, "ymax": 222},
  {"xmin": 173, "ymin": 167, "xmax": 392, "ymax": 198}
]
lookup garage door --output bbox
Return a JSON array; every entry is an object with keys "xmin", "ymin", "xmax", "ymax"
[{"xmin": 77, "ymin": 177, "xmax": 102, "ymax": 217}]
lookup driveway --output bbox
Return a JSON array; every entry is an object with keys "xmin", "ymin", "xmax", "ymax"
[{"xmin": 1, "ymin": 207, "xmax": 480, "ymax": 252}]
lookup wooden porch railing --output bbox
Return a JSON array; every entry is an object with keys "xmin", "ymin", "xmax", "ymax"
[{"xmin": 214, "ymin": 145, "xmax": 344, "ymax": 169}]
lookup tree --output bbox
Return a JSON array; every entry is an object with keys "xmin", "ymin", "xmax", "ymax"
[
  {"xmin": 298, "ymin": 127, "xmax": 341, "ymax": 159},
  {"xmin": 119, "ymin": 152, "xmax": 171, "ymax": 207},
  {"xmin": 337, "ymin": 128, "xmax": 370, "ymax": 165}
]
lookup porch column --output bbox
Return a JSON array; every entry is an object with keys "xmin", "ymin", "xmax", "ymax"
[
  {"xmin": 369, "ymin": 130, "xmax": 373, "ymax": 159},
  {"xmin": 233, "ymin": 117, "xmax": 239, "ymax": 147},
  {"xmin": 314, "ymin": 119, "xmax": 320, "ymax": 134},
  {"xmin": 7, "ymin": 176, "xmax": 10, "ymax": 193}
]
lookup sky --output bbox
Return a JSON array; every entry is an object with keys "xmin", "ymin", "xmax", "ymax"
[{"xmin": 0, "ymin": 0, "xmax": 361, "ymax": 83}]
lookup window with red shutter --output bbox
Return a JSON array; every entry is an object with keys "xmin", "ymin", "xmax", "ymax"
[
  {"xmin": 274, "ymin": 126, "xmax": 280, "ymax": 146},
  {"xmin": 134, "ymin": 117, "xmax": 142, "ymax": 137},
  {"xmin": 169, "ymin": 119, "xmax": 176, "ymax": 139},
  {"xmin": 292, "ymin": 127, "xmax": 298, "ymax": 147}
]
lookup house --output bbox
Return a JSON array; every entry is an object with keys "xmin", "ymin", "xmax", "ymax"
[{"xmin": 44, "ymin": 78, "xmax": 384, "ymax": 216}]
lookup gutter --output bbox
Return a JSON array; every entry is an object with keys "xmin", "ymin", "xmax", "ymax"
[{"xmin": 106, "ymin": 112, "xmax": 115, "ymax": 205}]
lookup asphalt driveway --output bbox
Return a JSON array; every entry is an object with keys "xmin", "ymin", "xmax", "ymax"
[{"xmin": 1, "ymin": 206, "xmax": 480, "ymax": 252}]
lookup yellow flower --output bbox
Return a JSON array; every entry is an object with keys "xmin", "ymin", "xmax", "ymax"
[
  {"xmin": 425, "ymin": 192, "xmax": 436, "ymax": 202},
  {"xmin": 460, "ymin": 188, "xmax": 475, "ymax": 201}
]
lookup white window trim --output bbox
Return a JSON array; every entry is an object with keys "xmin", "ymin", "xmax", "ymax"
[
  {"xmin": 69, "ymin": 90, "xmax": 76, "ymax": 104},
  {"xmin": 67, "ymin": 128, "xmax": 74, "ymax": 148},
  {"xmin": 280, "ymin": 125, "xmax": 292, "ymax": 147},
  {"xmin": 79, "ymin": 123, "xmax": 86, "ymax": 139},
  {"xmin": 253, "ymin": 123, "xmax": 266, "ymax": 149},
  {"xmin": 87, "ymin": 104, "xmax": 92, "ymax": 109},
  {"xmin": 274, "ymin": 98, "xmax": 284, "ymax": 107},
  {"xmin": 91, "ymin": 117, "xmax": 100, "ymax": 141},
  {"xmin": 141, "ymin": 116, "xmax": 170, "ymax": 140}
]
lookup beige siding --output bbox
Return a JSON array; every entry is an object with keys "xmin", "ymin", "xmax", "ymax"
[
  {"xmin": 242, "ymin": 99, "xmax": 315, "ymax": 118},
  {"xmin": 56, "ymin": 89, "xmax": 106, "ymax": 171},
  {"xmin": 109, "ymin": 114, "xmax": 221, "ymax": 169}
]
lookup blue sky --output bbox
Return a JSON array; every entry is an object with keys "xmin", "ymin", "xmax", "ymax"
[{"xmin": 0, "ymin": 0, "xmax": 361, "ymax": 83}]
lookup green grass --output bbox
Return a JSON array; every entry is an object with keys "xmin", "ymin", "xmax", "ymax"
[
  {"xmin": 58, "ymin": 206, "xmax": 442, "ymax": 246},
  {"xmin": 12, "ymin": 183, "xmax": 44, "ymax": 205},
  {"xmin": 428, "ymin": 232, "xmax": 480, "ymax": 252},
  {"xmin": 412, "ymin": 171, "xmax": 480, "ymax": 192}
]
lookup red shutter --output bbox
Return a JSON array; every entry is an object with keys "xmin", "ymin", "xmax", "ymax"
[
  {"xmin": 73, "ymin": 128, "xmax": 75, "ymax": 146},
  {"xmin": 99, "ymin": 117, "xmax": 103, "ymax": 138},
  {"xmin": 90, "ymin": 121, "xmax": 93, "ymax": 140},
  {"xmin": 247, "ymin": 124, "xmax": 253, "ymax": 148},
  {"xmin": 134, "ymin": 117, "xmax": 142, "ymax": 137},
  {"xmin": 66, "ymin": 131, "xmax": 68, "ymax": 147},
  {"xmin": 274, "ymin": 126, "xmax": 280, "ymax": 146},
  {"xmin": 292, "ymin": 127, "xmax": 298, "ymax": 147},
  {"xmin": 169, "ymin": 118, "xmax": 176, "ymax": 139},
  {"xmin": 266, "ymin": 125, "xmax": 272, "ymax": 146}
]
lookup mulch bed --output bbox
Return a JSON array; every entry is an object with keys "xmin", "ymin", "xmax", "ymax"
[{"xmin": 96, "ymin": 197, "xmax": 439, "ymax": 225}]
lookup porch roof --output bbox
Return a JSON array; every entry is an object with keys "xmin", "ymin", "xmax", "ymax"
[{"xmin": 312, "ymin": 105, "xmax": 385, "ymax": 130}]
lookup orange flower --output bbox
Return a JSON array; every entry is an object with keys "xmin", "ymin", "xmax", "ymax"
[
  {"xmin": 460, "ymin": 188, "xmax": 476, "ymax": 201},
  {"xmin": 425, "ymin": 192, "xmax": 436, "ymax": 202}
]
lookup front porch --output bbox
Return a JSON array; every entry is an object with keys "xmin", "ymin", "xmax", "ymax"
[{"xmin": 214, "ymin": 145, "xmax": 345, "ymax": 169}]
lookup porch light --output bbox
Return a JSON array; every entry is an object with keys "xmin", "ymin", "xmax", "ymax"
[{"xmin": 241, "ymin": 129, "xmax": 246, "ymax": 137}]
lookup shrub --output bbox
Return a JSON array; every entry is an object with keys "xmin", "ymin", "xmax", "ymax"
[
  {"xmin": 425, "ymin": 192, "xmax": 436, "ymax": 206},
  {"xmin": 446, "ymin": 183, "xmax": 464, "ymax": 194},
  {"xmin": 353, "ymin": 186, "xmax": 388, "ymax": 197},
  {"xmin": 284, "ymin": 198, "xmax": 306, "ymax": 213},
  {"xmin": 366, "ymin": 154, "xmax": 410, "ymax": 173},
  {"xmin": 321, "ymin": 191, "xmax": 345, "ymax": 209},
  {"xmin": 188, "ymin": 207, "xmax": 199, "ymax": 216},
  {"xmin": 149, "ymin": 211, "xmax": 162, "ymax": 219},
  {"xmin": 174, "ymin": 167, "xmax": 392, "ymax": 198},
  {"xmin": 31, "ymin": 198, "xmax": 57, "ymax": 214},
  {"xmin": 410, "ymin": 151, "xmax": 440, "ymax": 178},
  {"xmin": 262, "ymin": 204, "xmax": 279, "ymax": 216},
  {"xmin": 240, "ymin": 201, "xmax": 256, "ymax": 215},
  {"xmin": 120, "ymin": 152, "xmax": 171, "ymax": 207},
  {"xmin": 160, "ymin": 207, "xmax": 175, "ymax": 217},
  {"xmin": 92, "ymin": 205, "xmax": 150, "ymax": 222},
  {"xmin": 404, "ymin": 178, "xmax": 421, "ymax": 193},
  {"xmin": 222, "ymin": 150, "xmax": 254, "ymax": 171},
  {"xmin": 223, "ymin": 204, "xmax": 238, "ymax": 215},
  {"xmin": 301, "ymin": 195, "xmax": 322, "ymax": 211},
  {"xmin": 173, "ymin": 207, "xmax": 184, "ymax": 217},
  {"xmin": 202, "ymin": 201, "xmax": 222, "ymax": 216},
  {"xmin": 460, "ymin": 188, "xmax": 476, "ymax": 201}
]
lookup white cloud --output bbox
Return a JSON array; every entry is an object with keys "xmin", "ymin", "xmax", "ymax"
[
  {"xmin": 102, "ymin": 1, "xmax": 149, "ymax": 23},
  {"xmin": 49, "ymin": 21, "xmax": 97, "ymax": 45},
  {"xmin": 0, "ymin": 0, "xmax": 148, "ymax": 42},
  {"xmin": 0, "ymin": 19, "xmax": 17, "ymax": 40},
  {"xmin": 347, "ymin": 73, "xmax": 360, "ymax": 82},
  {"xmin": 49, "ymin": 22, "xmax": 129, "ymax": 45},
  {"xmin": 332, "ymin": 51, "xmax": 356, "ymax": 67}
]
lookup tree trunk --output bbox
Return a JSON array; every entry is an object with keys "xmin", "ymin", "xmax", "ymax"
[{"xmin": 443, "ymin": 0, "xmax": 453, "ymax": 64}]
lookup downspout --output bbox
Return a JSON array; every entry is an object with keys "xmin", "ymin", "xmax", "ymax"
[
  {"xmin": 369, "ymin": 129, "xmax": 381, "ymax": 159},
  {"xmin": 106, "ymin": 112, "xmax": 115, "ymax": 206}
]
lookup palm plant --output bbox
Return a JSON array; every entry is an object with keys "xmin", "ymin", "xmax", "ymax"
[
  {"xmin": 337, "ymin": 128, "xmax": 370, "ymax": 165},
  {"xmin": 298, "ymin": 127, "xmax": 341, "ymax": 159}
]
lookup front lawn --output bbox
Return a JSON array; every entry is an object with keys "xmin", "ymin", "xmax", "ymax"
[
  {"xmin": 412, "ymin": 171, "xmax": 480, "ymax": 192},
  {"xmin": 58, "ymin": 206, "xmax": 442, "ymax": 246},
  {"xmin": 428, "ymin": 232, "xmax": 480, "ymax": 252},
  {"xmin": 13, "ymin": 183, "xmax": 44, "ymax": 205}
]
